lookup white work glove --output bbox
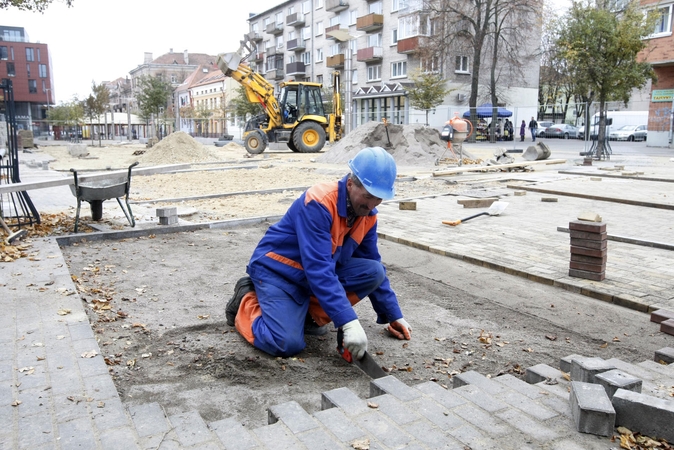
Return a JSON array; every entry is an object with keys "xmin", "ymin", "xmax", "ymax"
[
  {"xmin": 387, "ymin": 318, "xmax": 412, "ymax": 340},
  {"xmin": 342, "ymin": 319, "xmax": 368, "ymax": 360}
]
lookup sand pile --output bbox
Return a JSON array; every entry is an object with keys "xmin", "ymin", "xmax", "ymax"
[
  {"xmin": 134, "ymin": 131, "xmax": 217, "ymax": 165},
  {"xmin": 318, "ymin": 122, "xmax": 475, "ymax": 166}
]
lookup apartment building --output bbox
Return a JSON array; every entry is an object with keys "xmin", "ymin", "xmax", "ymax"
[
  {"xmin": 0, "ymin": 25, "xmax": 54, "ymax": 135},
  {"xmin": 245, "ymin": 0, "xmax": 541, "ymax": 130}
]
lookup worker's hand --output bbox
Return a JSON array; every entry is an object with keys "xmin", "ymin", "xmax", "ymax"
[
  {"xmin": 387, "ymin": 318, "xmax": 412, "ymax": 340},
  {"xmin": 342, "ymin": 319, "xmax": 368, "ymax": 360}
]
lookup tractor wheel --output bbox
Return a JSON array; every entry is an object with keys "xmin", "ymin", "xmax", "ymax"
[
  {"xmin": 244, "ymin": 131, "xmax": 267, "ymax": 154},
  {"xmin": 90, "ymin": 200, "xmax": 103, "ymax": 221},
  {"xmin": 287, "ymin": 139, "xmax": 300, "ymax": 152},
  {"xmin": 293, "ymin": 122, "xmax": 326, "ymax": 153}
]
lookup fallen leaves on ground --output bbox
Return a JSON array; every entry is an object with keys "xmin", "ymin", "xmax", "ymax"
[{"xmin": 616, "ymin": 426, "xmax": 671, "ymax": 449}]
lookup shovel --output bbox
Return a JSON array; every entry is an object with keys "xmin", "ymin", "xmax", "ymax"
[
  {"xmin": 442, "ymin": 201, "xmax": 509, "ymax": 226},
  {"xmin": 0, "ymin": 215, "xmax": 27, "ymax": 244}
]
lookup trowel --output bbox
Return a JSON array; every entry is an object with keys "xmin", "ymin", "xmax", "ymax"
[
  {"xmin": 337, "ymin": 328, "xmax": 388, "ymax": 379},
  {"xmin": 442, "ymin": 201, "xmax": 509, "ymax": 226}
]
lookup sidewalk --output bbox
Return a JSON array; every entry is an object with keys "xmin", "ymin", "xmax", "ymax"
[{"xmin": 1, "ymin": 141, "xmax": 673, "ymax": 449}]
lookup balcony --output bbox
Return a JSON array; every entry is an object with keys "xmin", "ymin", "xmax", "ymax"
[
  {"xmin": 266, "ymin": 22, "xmax": 284, "ymax": 35},
  {"xmin": 356, "ymin": 13, "xmax": 384, "ymax": 32},
  {"xmin": 287, "ymin": 38, "xmax": 306, "ymax": 52},
  {"xmin": 253, "ymin": 52, "xmax": 264, "ymax": 62},
  {"xmin": 286, "ymin": 12, "xmax": 305, "ymax": 27},
  {"xmin": 247, "ymin": 31, "xmax": 263, "ymax": 42},
  {"xmin": 266, "ymin": 69, "xmax": 285, "ymax": 81},
  {"xmin": 397, "ymin": 35, "xmax": 426, "ymax": 54},
  {"xmin": 325, "ymin": 24, "xmax": 341, "ymax": 40},
  {"xmin": 356, "ymin": 46, "xmax": 383, "ymax": 62},
  {"xmin": 265, "ymin": 46, "xmax": 279, "ymax": 57},
  {"xmin": 326, "ymin": 53, "xmax": 345, "ymax": 68},
  {"xmin": 326, "ymin": 0, "xmax": 349, "ymax": 12},
  {"xmin": 286, "ymin": 62, "xmax": 306, "ymax": 77}
]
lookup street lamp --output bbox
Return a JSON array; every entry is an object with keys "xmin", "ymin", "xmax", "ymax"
[{"xmin": 44, "ymin": 87, "xmax": 52, "ymax": 138}]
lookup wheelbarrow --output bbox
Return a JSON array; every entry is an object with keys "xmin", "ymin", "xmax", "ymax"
[{"xmin": 70, "ymin": 161, "xmax": 139, "ymax": 232}]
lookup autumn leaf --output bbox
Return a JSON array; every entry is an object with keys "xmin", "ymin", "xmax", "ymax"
[
  {"xmin": 367, "ymin": 402, "xmax": 379, "ymax": 409},
  {"xmin": 351, "ymin": 438, "xmax": 370, "ymax": 450},
  {"xmin": 545, "ymin": 335, "xmax": 557, "ymax": 341},
  {"xmin": 11, "ymin": 400, "xmax": 21, "ymax": 406},
  {"xmin": 600, "ymin": 342, "xmax": 609, "ymax": 349},
  {"xmin": 57, "ymin": 309, "xmax": 72, "ymax": 316},
  {"xmin": 81, "ymin": 350, "xmax": 98, "ymax": 358}
]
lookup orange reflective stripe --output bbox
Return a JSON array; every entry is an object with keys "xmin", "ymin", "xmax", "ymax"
[
  {"xmin": 235, "ymin": 291, "xmax": 261, "ymax": 345},
  {"xmin": 266, "ymin": 251, "xmax": 304, "ymax": 270},
  {"xmin": 308, "ymin": 292, "xmax": 361, "ymax": 327}
]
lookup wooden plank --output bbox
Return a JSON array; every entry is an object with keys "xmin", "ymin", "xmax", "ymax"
[
  {"xmin": 0, "ymin": 164, "xmax": 191, "ymax": 194},
  {"xmin": 432, "ymin": 159, "xmax": 567, "ymax": 177}
]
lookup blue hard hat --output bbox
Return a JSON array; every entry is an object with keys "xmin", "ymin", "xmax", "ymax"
[{"xmin": 348, "ymin": 147, "xmax": 397, "ymax": 200}]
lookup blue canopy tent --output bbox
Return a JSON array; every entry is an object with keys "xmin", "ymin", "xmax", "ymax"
[{"xmin": 463, "ymin": 103, "xmax": 513, "ymax": 118}]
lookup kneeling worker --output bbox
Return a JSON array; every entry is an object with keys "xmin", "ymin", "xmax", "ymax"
[{"xmin": 226, "ymin": 146, "xmax": 412, "ymax": 360}]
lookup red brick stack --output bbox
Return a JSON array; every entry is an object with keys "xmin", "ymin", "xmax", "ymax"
[{"xmin": 569, "ymin": 220, "xmax": 607, "ymax": 281}]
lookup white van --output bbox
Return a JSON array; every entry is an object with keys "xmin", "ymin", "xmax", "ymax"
[{"xmin": 578, "ymin": 111, "xmax": 648, "ymax": 140}]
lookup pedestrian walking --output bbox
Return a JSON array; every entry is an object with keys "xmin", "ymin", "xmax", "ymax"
[
  {"xmin": 528, "ymin": 117, "xmax": 538, "ymax": 142},
  {"xmin": 520, "ymin": 120, "xmax": 526, "ymax": 142}
]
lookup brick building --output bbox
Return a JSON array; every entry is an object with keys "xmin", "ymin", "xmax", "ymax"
[{"xmin": 0, "ymin": 25, "xmax": 54, "ymax": 135}]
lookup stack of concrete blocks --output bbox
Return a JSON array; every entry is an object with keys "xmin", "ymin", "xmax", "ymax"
[
  {"xmin": 651, "ymin": 308, "xmax": 674, "ymax": 336},
  {"xmin": 156, "ymin": 207, "xmax": 178, "ymax": 226},
  {"xmin": 568, "ymin": 220, "xmax": 607, "ymax": 281},
  {"xmin": 525, "ymin": 353, "xmax": 674, "ymax": 442}
]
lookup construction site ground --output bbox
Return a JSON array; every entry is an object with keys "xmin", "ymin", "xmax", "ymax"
[{"xmin": 2, "ymin": 134, "xmax": 674, "ymax": 449}]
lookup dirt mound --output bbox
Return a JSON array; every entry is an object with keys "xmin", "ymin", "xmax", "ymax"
[
  {"xmin": 133, "ymin": 131, "xmax": 217, "ymax": 165},
  {"xmin": 319, "ymin": 122, "xmax": 475, "ymax": 167}
]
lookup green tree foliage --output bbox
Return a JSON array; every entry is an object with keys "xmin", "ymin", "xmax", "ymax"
[
  {"xmin": 230, "ymin": 84, "xmax": 262, "ymax": 125},
  {"xmin": 407, "ymin": 70, "xmax": 452, "ymax": 126},
  {"xmin": 83, "ymin": 81, "xmax": 110, "ymax": 145},
  {"xmin": 136, "ymin": 75, "xmax": 172, "ymax": 138},
  {"xmin": 555, "ymin": 0, "xmax": 656, "ymax": 156},
  {"xmin": 1, "ymin": 0, "xmax": 73, "ymax": 11},
  {"xmin": 46, "ymin": 97, "xmax": 83, "ymax": 140}
]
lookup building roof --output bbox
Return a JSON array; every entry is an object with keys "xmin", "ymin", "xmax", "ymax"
[{"xmin": 152, "ymin": 52, "xmax": 218, "ymax": 67}]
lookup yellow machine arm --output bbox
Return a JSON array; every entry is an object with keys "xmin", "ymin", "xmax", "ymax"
[{"xmin": 329, "ymin": 71, "xmax": 343, "ymax": 143}]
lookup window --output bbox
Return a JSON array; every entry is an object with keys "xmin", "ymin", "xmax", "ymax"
[
  {"xmin": 264, "ymin": 17, "xmax": 271, "ymax": 27},
  {"xmin": 368, "ymin": 33, "xmax": 382, "ymax": 47},
  {"xmin": 303, "ymin": 26, "xmax": 311, "ymax": 40},
  {"xmin": 391, "ymin": 61, "xmax": 407, "ymax": 78},
  {"xmin": 252, "ymin": 22, "xmax": 259, "ymax": 32},
  {"xmin": 6, "ymin": 62, "xmax": 15, "ymax": 76},
  {"xmin": 398, "ymin": 14, "xmax": 430, "ymax": 39},
  {"xmin": 391, "ymin": 29, "xmax": 398, "ymax": 44},
  {"xmin": 0, "ymin": 46, "xmax": 7, "ymax": 60},
  {"xmin": 39, "ymin": 64, "xmax": 47, "ymax": 77},
  {"xmin": 349, "ymin": 9, "xmax": 358, "ymax": 25},
  {"xmin": 367, "ymin": 65, "xmax": 381, "ymax": 81},
  {"xmin": 352, "ymin": 69, "xmax": 358, "ymax": 84},
  {"xmin": 316, "ymin": 48, "xmax": 323, "ymax": 62},
  {"xmin": 302, "ymin": 0, "xmax": 311, "ymax": 13},
  {"xmin": 330, "ymin": 16, "xmax": 340, "ymax": 26},
  {"xmin": 2, "ymin": 29, "xmax": 21, "ymax": 42},
  {"xmin": 315, "ymin": 0, "xmax": 323, "ymax": 9},
  {"xmin": 277, "ymin": 36, "xmax": 284, "ymax": 49},
  {"xmin": 28, "ymin": 79, "xmax": 37, "ymax": 93},
  {"xmin": 392, "ymin": 0, "xmax": 407, "ymax": 12},
  {"xmin": 317, "ymin": 74, "xmax": 323, "ymax": 84},
  {"xmin": 288, "ymin": 5, "xmax": 295, "ymax": 14},
  {"xmin": 25, "ymin": 47, "xmax": 34, "ymax": 61},
  {"xmin": 422, "ymin": 56, "xmax": 440, "ymax": 73},
  {"xmin": 455, "ymin": 56, "xmax": 469, "ymax": 73},
  {"xmin": 26, "ymin": 64, "xmax": 30, "ymax": 77},
  {"xmin": 276, "ymin": 11, "xmax": 284, "ymax": 25},
  {"xmin": 316, "ymin": 21, "xmax": 324, "ymax": 36},
  {"xmin": 301, "ymin": 51, "xmax": 311, "ymax": 65},
  {"xmin": 264, "ymin": 40, "xmax": 271, "ymax": 49},
  {"xmin": 171, "ymin": 74, "xmax": 177, "ymax": 83},
  {"xmin": 652, "ymin": 5, "xmax": 672, "ymax": 35},
  {"xmin": 329, "ymin": 43, "xmax": 340, "ymax": 57},
  {"xmin": 289, "ymin": 30, "xmax": 296, "ymax": 40},
  {"xmin": 369, "ymin": 1, "xmax": 382, "ymax": 14},
  {"xmin": 350, "ymin": 39, "xmax": 358, "ymax": 55}
]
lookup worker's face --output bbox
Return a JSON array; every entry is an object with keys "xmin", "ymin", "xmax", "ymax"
[{"xmin": 347, "ymin": 177, "xmax": 382, "ymax": 216}]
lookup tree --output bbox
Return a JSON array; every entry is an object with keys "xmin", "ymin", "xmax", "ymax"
[
  {"xmin": 407, "ymin": 69, "xmax": 452, "ymax": 126},
  {"xmin": 136, "ymin": 75, "xmax": 172, "ymax": 138},
  {"xmin": 555, "ymin": 0, "xmax": 656, "ymax": 158},
  {"xmin": 82, "ymin": 81, "xmax": 109, "ymax": 146},
  {"xmin": 230, "ymin": 84, "xmax": 262, "ymax": 128},
  {"xmin": 1, "ymin": 0, "xmax": 73, "ymax": 11},
  {"xmin": 46, "ymin": 98, "xmax": 83, "ymax": 141}
]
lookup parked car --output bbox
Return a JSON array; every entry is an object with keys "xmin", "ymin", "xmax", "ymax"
[
  {"xmin": 536, "ymin": 121, "xmax": 555, "ymax": 137},
  {"xmin": 609, "ymin": 124, "xmax": 648, "ymax": 141},
  {"xmin": 544, "ymin": 124, "xmax": 579, "ymax": 139}
]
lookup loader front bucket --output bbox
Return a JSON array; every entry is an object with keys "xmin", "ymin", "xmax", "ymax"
[{"xmin": 217, "ymin": 52, "xmax": 241, "ymax": 75}]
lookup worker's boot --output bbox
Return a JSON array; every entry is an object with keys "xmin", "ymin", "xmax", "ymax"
[
  {"xmin": 304, "ymin": 314, "xmax": 328, "ymax": 336},
  {"xmin": 226, "ymin": 276, "xmax": 254, "ymax": 327}
]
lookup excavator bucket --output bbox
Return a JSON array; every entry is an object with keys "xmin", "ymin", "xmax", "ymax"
[{"xmin": 216, "ymin": 52, "xmax": 241, "ymax": 75}]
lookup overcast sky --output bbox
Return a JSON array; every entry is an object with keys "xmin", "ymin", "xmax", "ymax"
[{"xmin": 4, "ymin": 0, "xmax": 570, "ymax": 104}]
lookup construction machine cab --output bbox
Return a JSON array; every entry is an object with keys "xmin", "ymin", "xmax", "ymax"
[{"xmin": 279, "ymin": 83, "xmax": 326, "ymax": 124}]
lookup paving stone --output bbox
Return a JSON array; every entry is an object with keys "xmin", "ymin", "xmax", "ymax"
[
  {"xmin": 414, "ymin": 381, "xmax": 466, "ymax": 409},
  {"xmin": 452, "ymin": 403, "xmax": 512, "ymax": 436},
  {"xmin": 83, "ymin": 373, "xmax": 120, "ymax": 401},
  {"xmin": 370, "ymin": 375, "xmax": 422, "ymax": 402},
  {"xmin": 525, "ymin": 363, "xmax": 566, "ymax": 385},
  {"xmin": 407, "ymin": 397, "xmax": 464, "ymax": 430},
  {"xmin": 495, "ymin": 407, "xmax": 560, "ymax": 441},
  {"xmin": 98, "ymin": 426, "xmax": 140, "ymax": 450},
  {"xmin": 452, "ymin": 370, "xmax": 507, "ymax": 395},
  {"xmin": 536, "ymin": 380, "xmax": 571, "ymax": 400},
  {"xmin": 496, "ymin": 373, "xmax": 545, "ymax": 399},
  {"xmin": 539, "ymin": 393, "xmax": 573, "ymax": 418},
  {"xmin": 569, "ymin": 381, "xmax": 615, "ymax": 437},
  {"xmin": 453, "ymin": 384, "xmax": 509, "ymax": 413},
  {"xmin": 594, "ymin": 369, "xmax": 642, "ymax": 399},
  {"xmin": 660, "ymin": 318, "xmax": 674, "ymax": 336},
  {"xmin": 313, "ymin": 407, "xmax": 367, "ymax": 443},
  {"xmin": 403, "ymin": 419, "xmax": 466, "ymax": 449},
  {"xmin": 447, "ymin": 423, "xmax": 496, "ymax": 450},
  {"xmin": 17, "ymin": 411, "xmax": 54, "ymax": 448},
  {"xmin": 128, "ymin": 402, "xmax": 171, "ymax": 438},
  {"xmin": 368, "ymin": 394, "xmax": 419, "ymax": 425},
  {"xmin": 498, "ymin": 390, "xmax": 558, "ymax": 420},
  {"xmin": 91, "ymin": 396, "xmax": 130, "ymax": 430},
  {"xmin": 156, "ymin": 207, "xmax": 177, "ymax": 218},
  {"xmin": 209, "ymin": 417, "xmax": 260, "ymax": 450},
  {"xmin": 650, "ymin": 309, "xmax": 674, "ymax": 324},
  {"xmin": 357, "ymin": 411, "xmax": 414, "ymax": 448},
  {"xmin": 654, "ymin": 347, "xmax": 674, "ymax": 364},
  {"xmin": 268, "ymin": 400, "xmax": 319, "ymax": 433},
  {"xmin": 252, "ymin": 421, "xmax": 302, "ymax": 449},
  {"xmin": 296, "ymin": 427, "xmax": 344, "ymax": 449},
  {"xmin": 57, "ymin": 417, "xmax": 98, "ymax": 449},
  {"xmin": 605, "ymin": 358, "xmax": 655, "ymax": 381},
  {"xmin": 570, "ymin": 357, "xmax": 616, "ymax": 383},
  {"xmin": 612, "ymin": 389, "xmax": 674, "ymax": 442},
  {"xmin": 637, "ymin": 360, "xmax": 674, "ymax": 377},
  {"xmin": 569, "ymin": 221, "xmax": 607, "ymax": 233},
  {"xmin": 168, "ymin": 410, "xmax": 213, "ymax": 447},
  {"xmin": 321, "ymin": 387, "xmax": 369, "ymax": 417}
]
